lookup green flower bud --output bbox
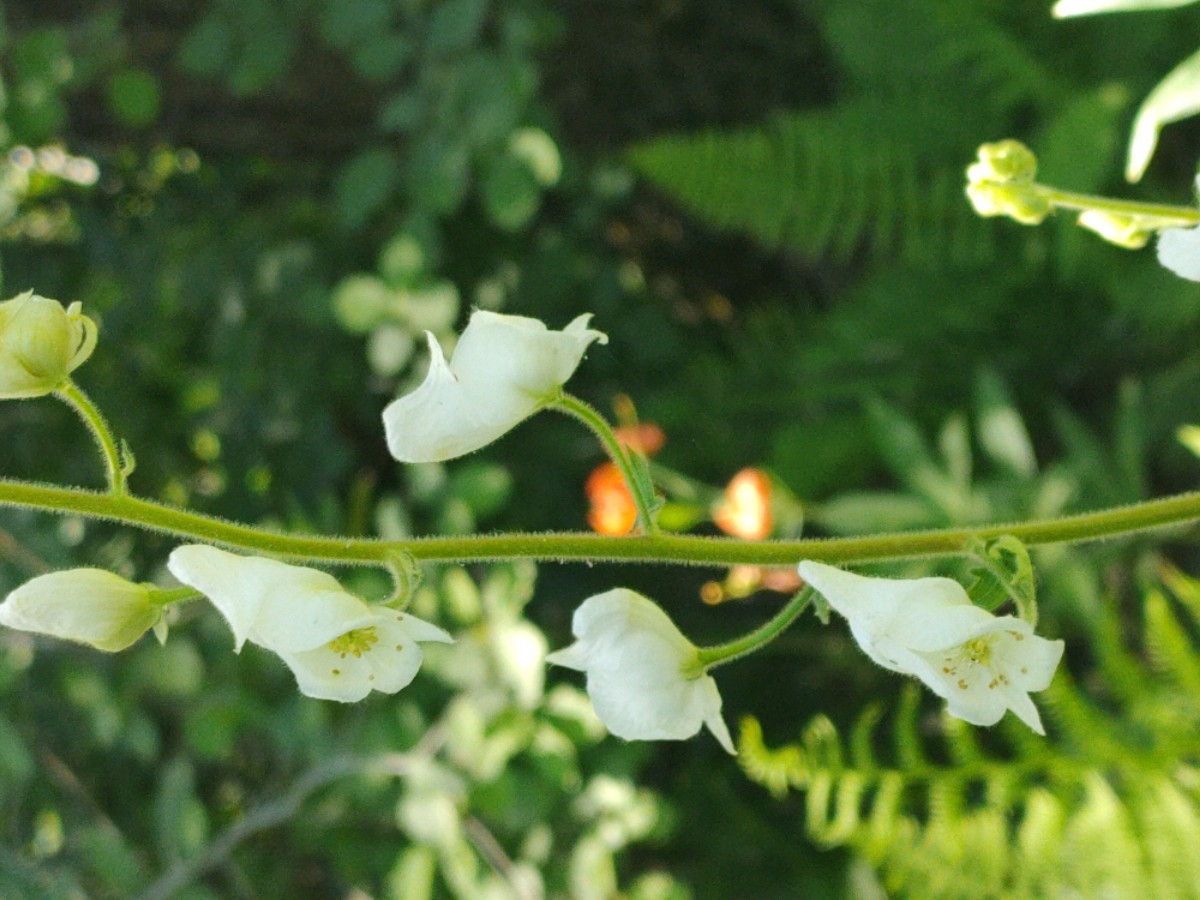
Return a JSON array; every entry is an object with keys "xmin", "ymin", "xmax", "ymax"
[
  {"xmin": 0, "ymin": 568, "xmax": 161, "ymax": 652},
  {"xmin": 966, "ymin": 182, "xmax": 1051, "ymax": 226},
  {"xmin": 1076, "ymin": 210, "xmax": 1152, "ymax": 250},
  {"xmin": 0, "ymin": 291, "xmax": 98, "ymax": 399},
  {"xmin": 967, "ymin": 140, "xmax": 1039, "ymax": 185}
]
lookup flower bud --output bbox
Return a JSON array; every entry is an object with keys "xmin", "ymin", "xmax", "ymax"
[
  {"xmin": 967, "ymin": 140, "xmax": 1039, "ymax": 185},
  {"xmin": 0, "ymin": 291, "xmax": 98, "ymax": 399},
  {"xmin": 0, "ymin": 568, "xmax": 161, "ymax": 652},
  {"xmin": 1076, "ymin": 210, "xmax": 1151, "ymax": 250},
  {"xmin": 965, "ymin": 182, "xmax": 1051, "ymax": 226}
]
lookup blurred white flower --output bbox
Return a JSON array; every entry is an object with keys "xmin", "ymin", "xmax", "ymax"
[
  {"xmin": 547, "ymin": 588, "xmax": 735, "ymax": 754},
  {"xmin": 382, "ymin": 310, "xmax": 607, "ymax": 462},
  {"xmin": 168, "ymin": 545, "xmax": 452, "ymax": 702},
  {"xmin": 0, "ymin": 291, "xmax": 97, "ymax": 399},
  {"xmin": 1157, "ymin": 225, "xmax": 1200, "ymax": 282},
  {"xmin": 0, "ymin": 568, "xmax": 160, "ymax": 652},
  {"xmin": 798, "ymin": 561, "xmax": 1064, "ymax": 735}
]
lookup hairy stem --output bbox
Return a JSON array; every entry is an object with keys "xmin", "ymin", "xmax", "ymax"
[
  {"xmin": 1, "ymin": 478, "xmax": 1198, "ymax": 569},
  {"xmin": 550, "ymin": 392, "xmax": 661, "ymax": 534},
  {"xmin": 696, "ymin": 586, "xmax": 814, "ymax": 671},
  {"xmin": 54, "ymin": 380, "xmax": 127, "ymax": 496}
]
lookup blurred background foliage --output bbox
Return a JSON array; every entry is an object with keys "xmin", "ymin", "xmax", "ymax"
[{"xmin": 2, "ymin": 0, "xmax": 1200, "ymax": 897}]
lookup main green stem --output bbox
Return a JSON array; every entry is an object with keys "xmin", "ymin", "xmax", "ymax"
[{"xmin": 1, "ymin": 478, "xmax": 1197, "ymax": 568}]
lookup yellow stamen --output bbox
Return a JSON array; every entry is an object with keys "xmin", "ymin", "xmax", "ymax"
[{"xmin": 326, "ymin": 626, "xmax": 380, "ymax": 659}]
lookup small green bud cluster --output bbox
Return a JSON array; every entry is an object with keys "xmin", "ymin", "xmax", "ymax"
[{"xmin": 965, "ymin": 140, "xmax": 1052, "ymax": 226}]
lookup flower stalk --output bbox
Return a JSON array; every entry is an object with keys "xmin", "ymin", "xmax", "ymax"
[
  {"xmin": 694, "ymin": 586, "xmax": 814, "ymax": 672},
  {"xmin": 552, "ymin": 392, "xmax": 661, "ymax": 535},
  {"xmin": 55, "ymin": 379, "xmax": 129, "ymax": 496}
]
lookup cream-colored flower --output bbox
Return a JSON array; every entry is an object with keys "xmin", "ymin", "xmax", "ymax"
[
  {"xmin": 382, "ymin": 310, "xmax": 607, "ymax": 462},
  {"xmin": 0, "ymin": 568, "xmax": 160, "ymax": 652},
  {"xmin": 547, "ymin": 588, "xmax": 735, "ymax": 753},
  {"xmin": 798, "ymin": 561, "xmax": 1064, "ymax": 734},
  {"xmin": 0, "ymin": 291, "xmax": 97, "ymax": 399},
  {"xmin": 167, "ymin": 545, "xmax": 452, "ymax": 702}
]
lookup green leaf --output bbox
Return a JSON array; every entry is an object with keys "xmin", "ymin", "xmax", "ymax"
[
  {"xmin": 481, "ymin": 149, "xmax": 541, "ymax": 231},
  {"xmin": 178, "ymin": 16, "xmax": 232, "ymax": 77},
  {"xmin": 427, "ymin": 0, "xmax": 489, "ymax": 53},
  {"xmin": 1127, "ymin": 45, "xmax": 1200, "ymax": 181},
  {"xmin": 353, "ymin": 35, "xmax": 413, "ymax": 82},
  {"xmin": 107, "ymin": 68, "xmax": 160, "ymax": 128},
  {"xmin": 320, "ymin": 0, "xmax": 393, "ymax": 49},
  {"xmin": 975, "ymin": 370, "xmax": 1037, "ymax": 477},
  {"xmin": 965, "ymin": 534, "xmax": 1037, "ymax": 620},
  {"xmin": 406, "ymin": 137, "xmax": 470, "ymax": 213},
  {"xmin": 448, "ymin": 461, "xmax": 513, "ymax": 519},
  {"xmin": 335, "ymin": 147, "xmax": 402, "ymax": 229}
]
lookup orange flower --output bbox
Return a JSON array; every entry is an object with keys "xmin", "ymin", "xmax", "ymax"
[
  {"xmin": 713, "ymin": 468, "xmax": 773, "ymax": 540},
  {"xmin": 614, "ymin": 422, "xmax": 666, "ymax": 457},
  {"xmin": 585, "ymin": 462, "xmax": 638, "ymax": 535}
]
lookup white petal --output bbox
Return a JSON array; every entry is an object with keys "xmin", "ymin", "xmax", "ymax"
[
  {"xmin": 0, "ymin": 568, "xmax": 157, "ymax": 652},
  {"xmin": 1158, "ymin": 226, "xmax": 1200, "ymax": 282},
  {"xmin": 382, "ymin": 333, "xmax": 506, "ymax": 463},
  {"xmin": 998, "ymin": 686, "xmax": 1046, "ymax": 735},
  {"xmin": 550, "ymin": 588, "xmax": 733, "ymax": 752},
  {"xmin": 382, "ymin": 311, "xmax": 606, "ymax": 463},
  {"xmin": 168, "ymin": 546, "xmax": 377, "ymax": 652},
  {"xmin": 451, "ymin": 310, "xmax": 606, "ymax": 400},
  {"xmin": 282, "ymin": 609, "xmax": 449, "ymax": 702}
]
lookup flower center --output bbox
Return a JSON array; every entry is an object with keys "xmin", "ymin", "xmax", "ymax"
[
  {"xmin": 938, "ymin": 634, "xmax": 1015, "ymax": 691},
  {"xmin": 327, "ymin": 626, "xmax": 379, "ymax": 658}
]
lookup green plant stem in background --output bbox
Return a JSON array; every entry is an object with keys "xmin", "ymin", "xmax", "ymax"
[
  {"xmin": 2, "ymin": 478, "xmax": 1199, "ymax": 570},
  {"xmin": 1040, "ymin": 187, "xmax": 1200, "ymax": 227},
  {"xmin": 695, "ymin": 586, "xmax": 814, "ymax": 672},
  {"xmin": 54, "ymin": 379, "xmax": 128, "ymax": 496},
  {"xmin": 550, "ymin": 392, "xmax": 661, "ymax": 534}
]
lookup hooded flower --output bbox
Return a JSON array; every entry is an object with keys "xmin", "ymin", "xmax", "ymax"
[
  {"xmin": 0, "ymin": 291, "xmax": 97, "ymax": 399},
  {"xmin": 0, "ymin": 568, "xmax": 160, "ymax": 652},
  {"xmin": 167, "ymin": 545, "xmax": 452, "ymax": 702},
  {"xmin": 1157, "ymin": 225, "xmax": 1200, "ymax": 282},
  {"xmin": 382, "ymin": 310, "xmax": 607, "ymax": 463},
  {"xmin": 798, "ymin": 561, "xmax": 1064, "ymax": 735},
  {"xmin": 547, "ymin": 588, "xmax": 735, "ymax": 753}
]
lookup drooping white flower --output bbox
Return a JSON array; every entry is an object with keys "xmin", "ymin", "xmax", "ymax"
[
  {"xmin": 167, "ymin": 545, "xmax": 452, "ymax": 702},
  {"xmin": 1157, "ymin": 225, "xmax": 1200, "ymax": 282},
  {"xmin": 547, "ymin": 588, "xmax": 735, "ymax": 754},
  {"xmin": 0, "ymin": 568, "xmax": 160, "ymax": 652},
  {"xmin": 382, "ymin": 310, "xmax": 607, "ymax": 463},
  {"xmin": 0, "ymin": 291, "xmax": 97, "ymax": 399},
  {"xmin": 798, "ymin": 561, "xmax": 1064, "ymax": 735}
]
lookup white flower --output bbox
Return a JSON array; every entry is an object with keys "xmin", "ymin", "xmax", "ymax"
[
  {"xmin": 1157, "ymin": 225, "xmax": 1200, "ymax": 282},
  {"xmin": 167, "ymin": 545, "xmax": 452, "ymax": 702},
  {"xmin": 547, "ymin": 589, "xmax": 735, "ymax": 754},
  {"xmin": 798, "ymin": 561, "xmax": 1064, "ymax": 735},
  {"xmin": 0, "ymin": 568, "xmax": 161, "ymax": 652},
  {"xmin": 382, "ymin": 310, "xmax": 607, "ymax": 463},
  {"xmin": 0, "ymin": 291, "xmax": 97, "ymax": 399}
]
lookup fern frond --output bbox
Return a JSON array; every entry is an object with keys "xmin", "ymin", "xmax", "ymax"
[
  {"xmin": 627, "ymin": 101, "xmax": 996, "ymax": 269},
  {"xmin": 736, "ymin": 577, "xmax": 1200, "ymax": 898}
]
